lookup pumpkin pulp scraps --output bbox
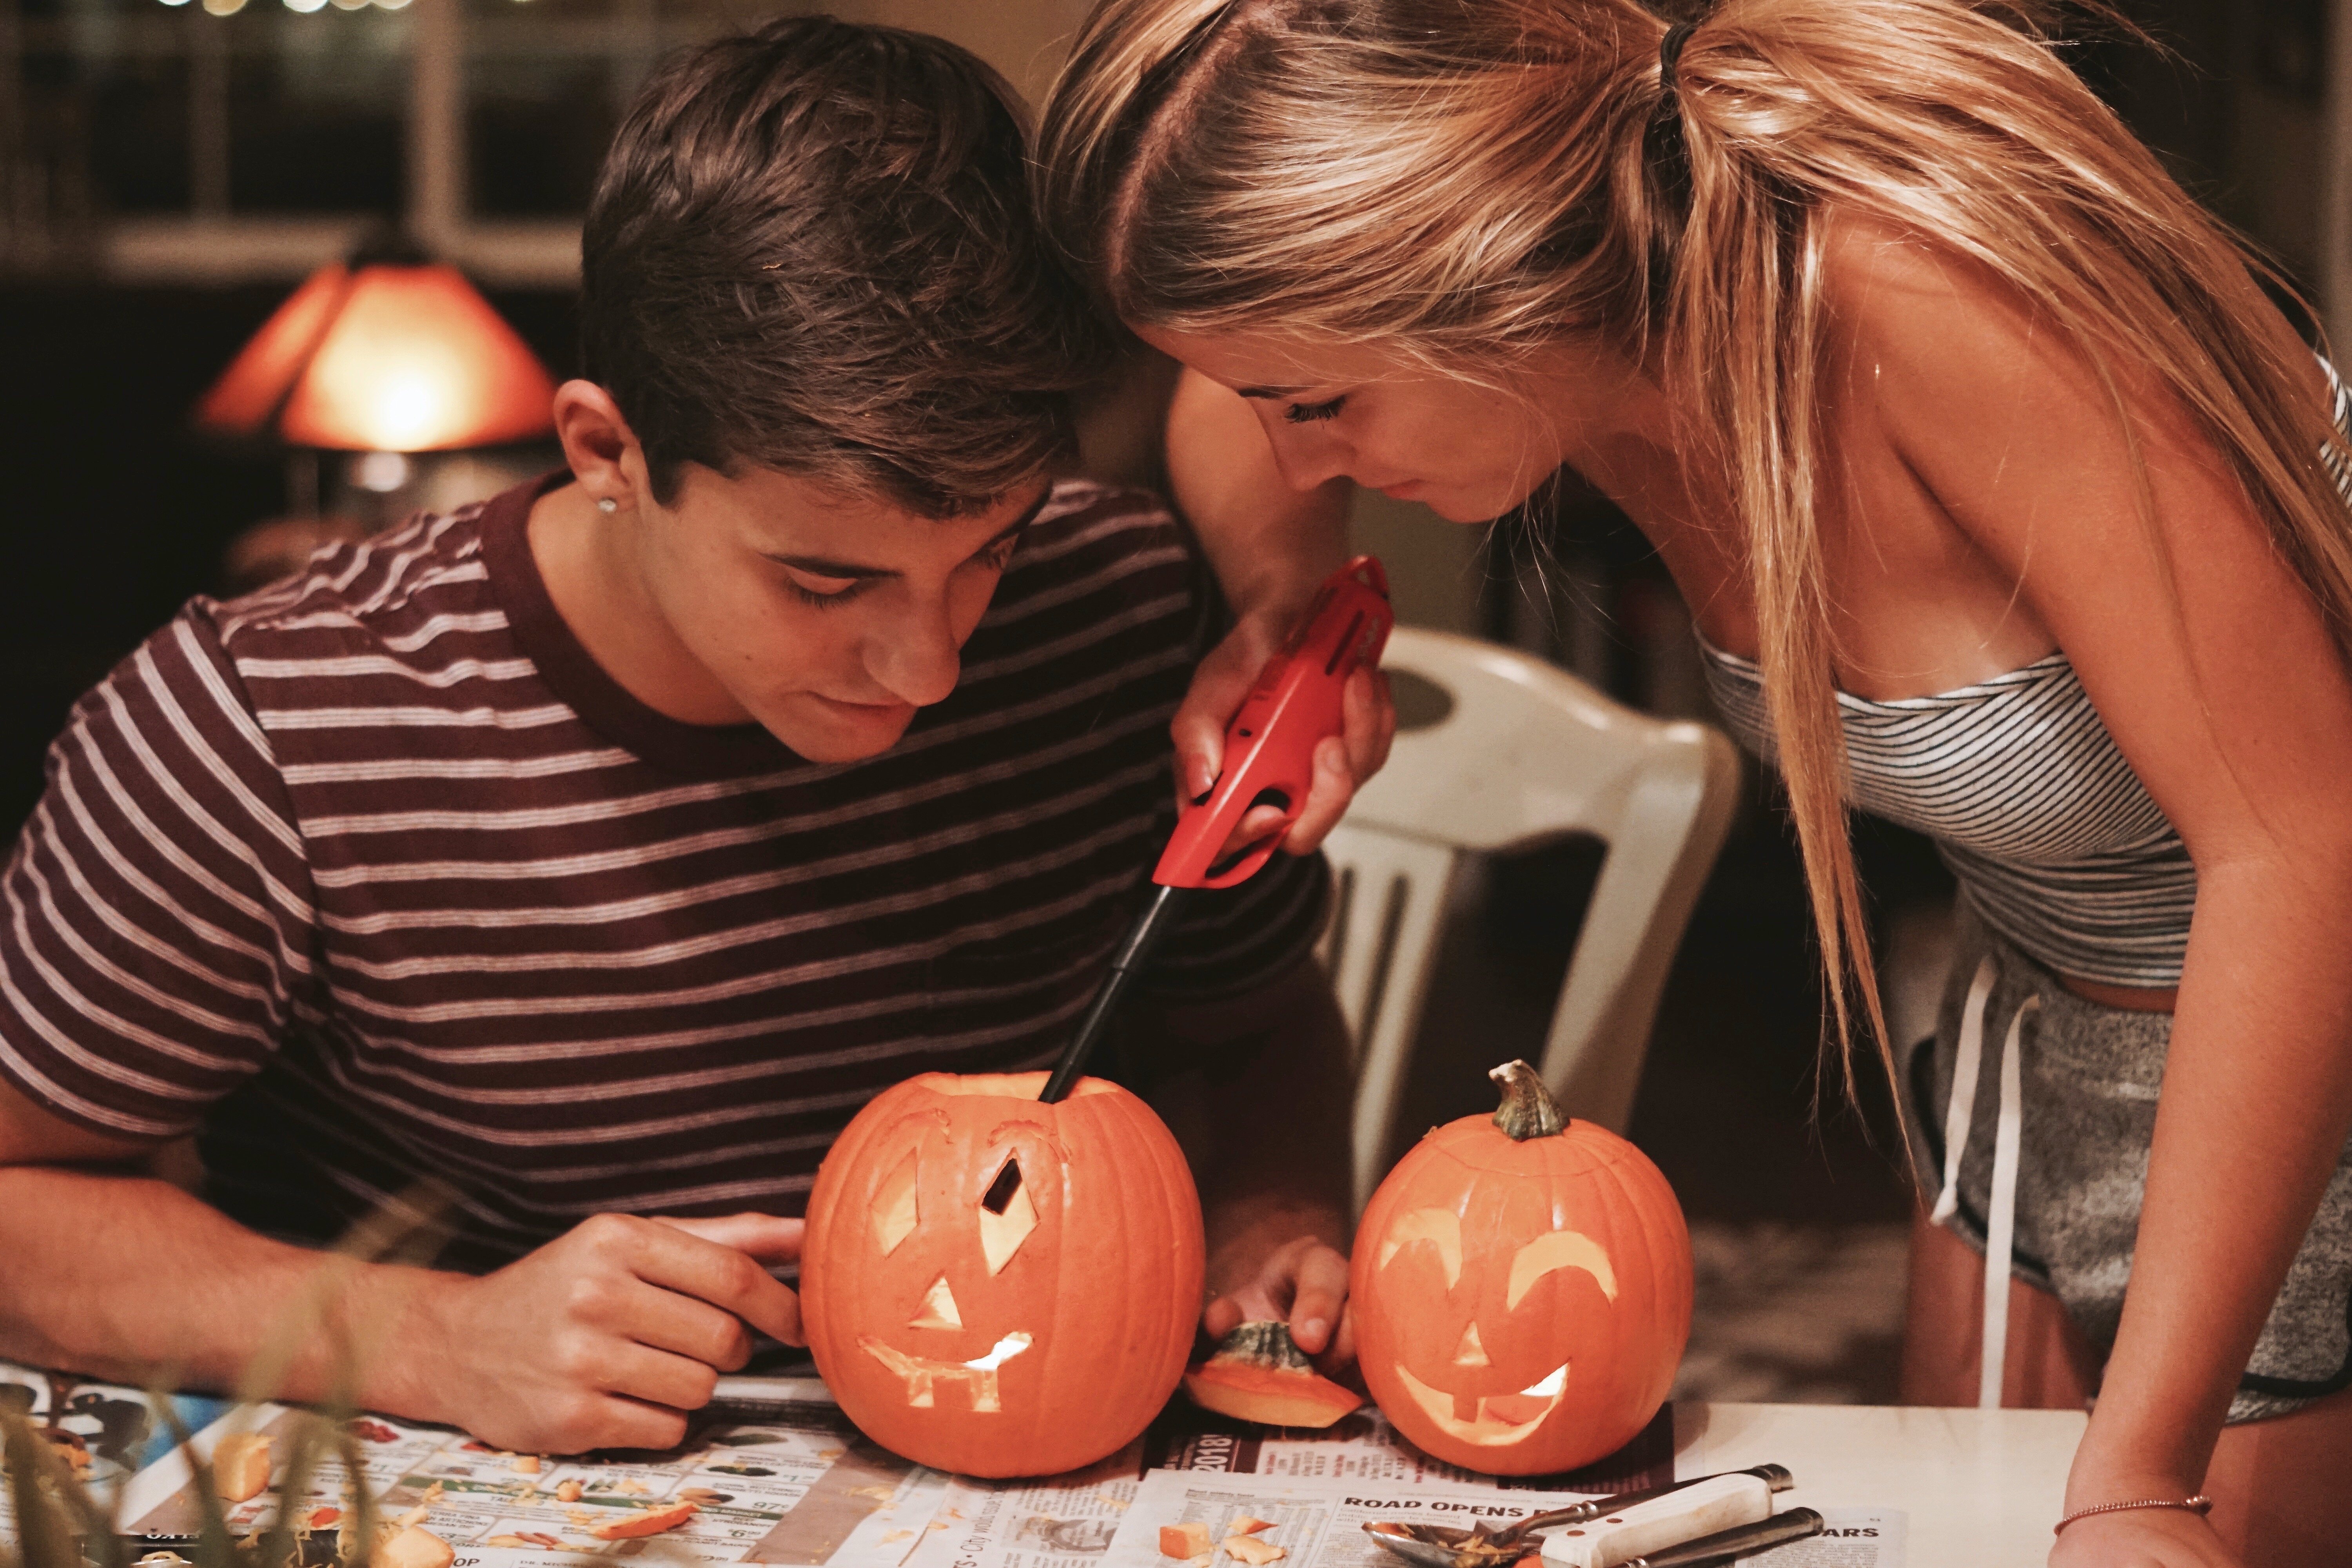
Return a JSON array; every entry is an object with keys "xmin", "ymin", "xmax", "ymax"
[{"xmin": 1181, "ymin": 1321, "xmax": 1361, "ymax": 1428}]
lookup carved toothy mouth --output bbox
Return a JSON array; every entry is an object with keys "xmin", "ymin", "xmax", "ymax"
[
  {"xmin": 861, "ymin": 1332, "xmax": 1033, "ymax": 1412},
  {"xmin": 1389, "ymin": 1362, "xmax": 1568, "ymax": 1446}
]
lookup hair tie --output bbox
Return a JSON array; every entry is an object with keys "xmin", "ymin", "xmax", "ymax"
[{"xmin": 1659, "ymin": 20, "xmax": 1697, "ymax": 96}]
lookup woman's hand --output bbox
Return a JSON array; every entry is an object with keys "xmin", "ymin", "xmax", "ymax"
[
  {"xmin": 1174, "ymin": 616, "xmax": 1396, "ymax": 856},
  {"xmin": 1163, "ymin": 362, "xmax": 1392, "ymax": 854},
  {"xmin": 2049, "ymin": 1508, "xmax": 2239, "ymax": 1568}
]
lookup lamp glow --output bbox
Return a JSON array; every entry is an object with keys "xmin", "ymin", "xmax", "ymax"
[{"xmin": 195, "ymin": 257, "xmax": 557, "ymax": 454}]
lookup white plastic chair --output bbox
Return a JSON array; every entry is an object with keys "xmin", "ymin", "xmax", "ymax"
[{"xmin": 1323, "ymin": 627, "xmax": 1742, "ymax": 1209}]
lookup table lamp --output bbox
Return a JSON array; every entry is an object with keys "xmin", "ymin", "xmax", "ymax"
[{"xmin": 194, "ymin": 233, "xmax": 560, "ymax": 583}]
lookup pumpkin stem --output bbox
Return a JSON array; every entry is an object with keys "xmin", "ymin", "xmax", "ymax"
[
  {"xmin": 1207, "ymin": 1320, "xmax": 1314, "ymax": 1372},
  {"xmin": 1489, "ymin": 1060, "xmax": 1566, "ymax": 1140}
]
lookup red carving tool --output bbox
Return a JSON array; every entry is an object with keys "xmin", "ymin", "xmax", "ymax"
[{"xmin": 1040, "ymin": 556, "xmax": 1392, "ymax": 1103}]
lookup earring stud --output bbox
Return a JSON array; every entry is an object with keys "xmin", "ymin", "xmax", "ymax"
[{"xmin": 597, "ymin": 496, "xmax": 618, "ymax": 514}]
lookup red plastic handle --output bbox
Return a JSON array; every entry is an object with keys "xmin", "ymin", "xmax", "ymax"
[{"xmin": 1152, "ymin": 556, "xmax": 1393, "ymax": 889}]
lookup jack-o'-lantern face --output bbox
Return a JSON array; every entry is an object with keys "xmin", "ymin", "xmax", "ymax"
[
  {"xmin": 1348, "ymin": 1063, "xmax": 1691, "ymax": 1477},
  {"xmin": 853, "ymin": 1109, "xmax": 1060, "ymax": 1414},
  {"xmin": 1373, "ymin": 1207, "xmax": 1619, "ymax": 1446},
  {"xmin": 799, "ymin": 1071, "xmax": 1206, "ymax": 1478}
]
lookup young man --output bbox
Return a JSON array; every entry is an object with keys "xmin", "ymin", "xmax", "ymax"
[{"xmin": 0, "ymin": 20, "xmax": 1359, "ymax": 1456}]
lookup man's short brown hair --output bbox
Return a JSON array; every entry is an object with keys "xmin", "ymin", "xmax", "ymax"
[{"xmin": 582, "ymin": 17, "xmax": 1112, "ymax": 515}]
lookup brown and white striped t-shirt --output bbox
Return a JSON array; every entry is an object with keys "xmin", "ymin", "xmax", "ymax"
[{"xmin": 0, "ymin": 475, "xmax": 1327, "ymax": 1268}]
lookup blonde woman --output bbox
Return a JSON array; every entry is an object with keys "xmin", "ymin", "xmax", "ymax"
[{"xmin": 1040, "ymin": 2, "xmax": 2352, "ymax": 1564}]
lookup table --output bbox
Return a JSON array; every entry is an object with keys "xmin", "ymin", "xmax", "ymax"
[{"xmin": 1673, "ymin": 1403, "xmax": 2087, "ymax": 1566}]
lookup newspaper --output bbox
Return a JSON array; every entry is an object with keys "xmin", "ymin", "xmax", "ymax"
[
  {"xmin": 1149, "ymin": 1408, "xmax": 1675, "ymax": 1498},
  {"xmin": 1734, "ymin": 1510, "xmax": 1904, "ymax": 1567},
  {"xmin": 901, "ymin": 1445, "xmax": 1143, "ymax": 1568},
  {"xmin": 1100, "ymin": 1471, "xmax": 1611, "ymax": 1568},
  {"xmin": 1103, "ymin": 1474, "xmax": 1903, "ymax": 1568},
  {"xmin": 4, "ymin": 1360, "xmax": 1891, "ymax": 1568},
  {"xmin": 5, "ymin": 1360, "xmax": 947, "ymax": 1568}
]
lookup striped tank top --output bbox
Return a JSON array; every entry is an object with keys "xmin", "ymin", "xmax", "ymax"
[{"xmin": 1698, "ymin": 368, "xmax": 2352, "ymax": 990}]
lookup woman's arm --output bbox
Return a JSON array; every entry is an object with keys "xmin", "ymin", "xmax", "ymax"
[
  {"xmin": 1854, "ymin": 234, "xmax": 2352, "ymax": 1564},
  {"xmin": 1165, "ymin": 366, "xmax": 1392, "ymax": 849}
]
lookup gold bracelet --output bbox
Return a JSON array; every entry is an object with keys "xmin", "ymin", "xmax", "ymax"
[{"xmin": 2053, "ymin": 1496, "xmax": 2213, "ymax": 1535}]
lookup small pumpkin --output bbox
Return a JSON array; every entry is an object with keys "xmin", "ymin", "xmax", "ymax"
[
  {"xmin": 1182, "ymin": 1320, "xmax": 1363, "ymax": 1428},
  {"xmin": 801, "ymin": 1071, "xmax": 1205, "ymax": 1476},
  {"xmin": 1351, "ymin": 1061, "xmax": 1691, "ymax": 1475}
]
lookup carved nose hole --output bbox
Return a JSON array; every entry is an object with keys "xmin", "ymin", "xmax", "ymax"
[{"xmin": 982, "ymin": 1157, "xmax": 1022, "ymax": 1214}]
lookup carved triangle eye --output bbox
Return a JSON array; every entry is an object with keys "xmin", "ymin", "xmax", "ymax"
[
  {"xmin": 908, "ymin": 1275, "xmax": 963, "ymax": 1329},
  {"xmin": 1451, "ymin": 1322, "xmax": 1490, "ymax": 1367},
  {"xmin": 872, "ymin": 1150, "xmax": 919, "ymax": 1255},
  {"xmin": 978, "ymin": 1156, "xmax": 1038, "ymax": 1274}
]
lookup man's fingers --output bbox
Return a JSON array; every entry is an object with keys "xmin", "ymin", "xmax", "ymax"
[
  {"xmin": 653, "ymin": 1212, "xmax": 804, "ymax": 1263},
  {"xmin": 1201, "ymin": 1293, "xmax": 1246, "ymax": 1343},
  {"xmin": 1285, "ymin": 1244, "xmax": 1350, "ymax": 1356},
  {"xmin": 615, "ymin": 1279, "xmax": 757, "ymax": 1372},
  {"xmin": 608, "ymin": 1218, "xmax": 805, "ymax": 1347},
  {"xmin": 594, "ymin": 1338, "xmax": 722, "ymax": 1414}
]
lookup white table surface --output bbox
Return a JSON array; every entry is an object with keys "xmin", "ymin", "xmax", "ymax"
[{"xmin": 1672, "ymin": 1403, "xmax": 2086, "ymax": 1567}]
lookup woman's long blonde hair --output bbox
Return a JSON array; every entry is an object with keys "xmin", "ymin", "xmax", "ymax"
[{"xmin": 1038, "ymin": 0, "xmax": 2352, "ymax": 1105}]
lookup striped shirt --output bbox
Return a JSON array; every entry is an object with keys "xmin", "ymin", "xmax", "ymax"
[
  {"xmin": 1698, "ymin": 639, "xmax": 2192, "ymax": 987},
  {"xmin": 0, "ymin": 475, "xmax": 1327, "ymax": 1268},
  {"xmin": 1698, "ymin": 371, "xmax": 2352, "ymax": 991}
]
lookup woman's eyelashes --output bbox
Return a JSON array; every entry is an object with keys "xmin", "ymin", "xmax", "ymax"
[{"xmin": 1283, "ymin": 395, "xmax": 1347, "ymax": 425}]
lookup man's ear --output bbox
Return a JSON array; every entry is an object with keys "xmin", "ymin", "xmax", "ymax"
[{"xmin": 552, "ymin": 380, "xmax": 652, "ymax": 512}]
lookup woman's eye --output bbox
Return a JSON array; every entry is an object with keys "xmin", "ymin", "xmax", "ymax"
[{"xmin": 1284, "ymin": 396, "xmax": 1347, "ymax": 425}]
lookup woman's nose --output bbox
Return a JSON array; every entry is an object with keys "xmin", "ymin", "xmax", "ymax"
[{"xmin": 1260, "ymin": 422, "xmax": 1355, "ymax": 492}]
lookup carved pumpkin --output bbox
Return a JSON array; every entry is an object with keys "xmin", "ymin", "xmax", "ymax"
[
  {"xmin": 1351, "ymin": 1062, "xmax": 1691, "ymax": 1475},
  {"xmin": 801, "ymin": 1071, "xmax": 1205, "ymax": 1476}
]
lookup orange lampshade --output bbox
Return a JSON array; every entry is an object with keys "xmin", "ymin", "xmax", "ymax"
[{"xmin": 195, "ymin": 257, "xmax": 558, "ymax": 452}]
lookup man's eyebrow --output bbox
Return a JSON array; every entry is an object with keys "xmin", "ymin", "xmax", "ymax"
[
  {"xmin": 762, "ymin": 552, "xmax": 896, "ymax": 579},
  {"xmin": 761, "ymin": 486, "xmax": 1053, "ymax": 579}
]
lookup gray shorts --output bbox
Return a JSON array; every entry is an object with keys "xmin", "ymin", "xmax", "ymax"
[{"xmin": 1904, "ymin": 908, "xmax": 2352, "ymax": 1423}]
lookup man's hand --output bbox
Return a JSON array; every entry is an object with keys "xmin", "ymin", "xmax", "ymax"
[
  {"xmin": 1203, "ymin": 1232, "xmax": 1354, "ymax": 1374},
  {"xmin": 1175, "ymin": 626, "xmax": 1396, "ymax": 857},
  {"xmin": 399, "ymin": 1211, "xmax": 802, "ymax": 1454}
]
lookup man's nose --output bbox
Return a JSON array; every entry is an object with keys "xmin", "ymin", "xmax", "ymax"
[{"xmin": 868, "ymin": 603, "xmax": 962, "ymax": 708}]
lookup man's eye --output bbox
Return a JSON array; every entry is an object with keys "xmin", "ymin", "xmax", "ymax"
[
  {"xmin": 785, "ymin": 571, "xmax": 866, "ymax": 608},
  {"xmin": 1284, "ymin": 396, "xmax": 1347, "ymax": 425}
]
